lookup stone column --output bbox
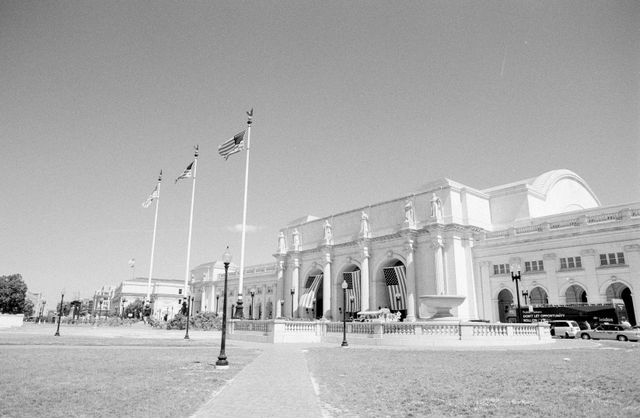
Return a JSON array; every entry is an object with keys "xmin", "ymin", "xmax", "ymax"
[
  {"xmin": 543, "ymin": 253, "xmax": 559, "ymax": 304},
  {"xmin": 360, "ymin": 244, "xmax": 370, "ymax": 312},
  {"xmin": 432, "ymin": 236, "xmax": 446, "ymax": 295},
  {"xmin": 200, "ymin": 286, "xmax": 206, "ymax": 312},
  {"xmin": 291, "ymin": 258, "xmax": 300, "ymax": 318},
  {"xmin": 580, "ymin": 249, "xmax": 600, "ymax": 302},
  {"xmin": 276, "ymin": 258, "xmax": 285, "ymax": 313},
  {"xmin": 476, "ymin": 261, "xmax": 491, "ymax": 320},
  {"xmin": 624, "ymin": 244, "xmax": 640, "ymax": 325},
  {"xmin": 322, "ymin": 250, "xmax": 332, "ymax": 319},
  {"xmin": 404, "ymin": 237, "xmax": 417, "ymax": 322}
]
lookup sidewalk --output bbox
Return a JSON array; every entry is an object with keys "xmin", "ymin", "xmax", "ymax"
[{"xmin": 192, "ymin": 344, "xmax": 324, "ymax": 418}]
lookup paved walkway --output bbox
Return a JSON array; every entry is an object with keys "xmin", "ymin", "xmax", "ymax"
[{"xmin": 191, "ymin": 344, "xmax": 324, "ymax": 418}]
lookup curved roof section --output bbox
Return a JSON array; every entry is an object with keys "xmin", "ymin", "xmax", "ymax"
[{"xmin": 528, "ymin": 169, "xmax": 600, "ymax": 204}]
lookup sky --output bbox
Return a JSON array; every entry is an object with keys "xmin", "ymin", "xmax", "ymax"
[{"xmin": 1, "ymin": 1, "xmax": 638, "ymax": 303}]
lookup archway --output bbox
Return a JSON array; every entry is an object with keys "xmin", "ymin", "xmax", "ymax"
[
  {"xmin": 498, "ymin": 289, "xmax": 514, "ymax": 323},
  {"xmin": 566, "ymin": 285, "xmax": 587, "ymax": 304},
  {"xmin": 529, "ymin": 287, "xmax": 549, "ymax": 305},
  {"xmin": 606, "ymin": 283, "xmax": 636, "ymax": 326}
]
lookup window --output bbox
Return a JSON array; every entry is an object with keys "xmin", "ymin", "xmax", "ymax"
[
  {"xmin": 492, "ymin": 264, "xmax": 509, "ymax": 275},
  {"xmin": 178, "ymin": 289, "xmax": 183, "ymax": 295},
  {"xmin": 600, "ymin": 252, "xmax": 625, "ymax": 266},
  {"xmin": 524, "ymin": 260, "xmax": 544, "ymax": 272},
  {"xmin": 560, "ymin": 256, "xmax": 582, "ymax": 270}
]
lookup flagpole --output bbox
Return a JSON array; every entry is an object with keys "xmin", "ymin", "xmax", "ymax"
[
  {"xmin": 146, "ymin": 170, "xmax": 162, "ymax": 304},
  {"xmin": 184, "ymin": 147, "xmax": 199, "ymax": 316},
  {"xmin": 235, "ymin": 111, "xmax": 252, "ymax": 318}
]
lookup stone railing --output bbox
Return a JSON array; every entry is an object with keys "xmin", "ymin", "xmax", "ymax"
[
  {"xmin": 227, "ymin": 319, "xmax": 551, "ymax": 345},
  {"xmin": 485, "ymin": 204, "xmax": 640, "ymax": 241}
]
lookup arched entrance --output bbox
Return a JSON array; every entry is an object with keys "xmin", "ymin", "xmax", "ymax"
[
  {"xmin": 606, "ymin": 283, "xmax": 636, "ymax": 326},
  {"xmin": 529, "ymin": 287, "xmax": 548, "ymax": 305},
  {"xmin": 566, "ymin": 285, "xmax": 587, "ymax": 304},
  {"xmin": 498, "ymin": 289, "xmax": 513, "ymax": 323}
]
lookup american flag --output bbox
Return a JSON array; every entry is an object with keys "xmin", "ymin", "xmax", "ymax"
[
  {"xmin": 343, "ymin": 270, "xmax": 361, "ymax": 313},
  {"xmin": 383, "ymin": 266, "xmax": 407, "ymax": 310},
  {"xmin": 218, "ymin": 130, "xmax": 246, "ymax": 160},
  {"xmin": 174, "ymin": 161, "xmax": 194, "ymax": 183},
  {"xmin": 142, "ymin": 185, "xmax": 159, "ymax": 208},
  {"xmin": 300, "ymin": 274, "xmax": 323, "ymax": 309}
]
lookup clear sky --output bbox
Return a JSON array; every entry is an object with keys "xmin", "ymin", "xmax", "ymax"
[{"xmin": 1, "ymin": 1, "xmax": 638, "ymax": 303}]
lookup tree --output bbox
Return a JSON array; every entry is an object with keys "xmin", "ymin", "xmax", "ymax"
[{"xmin": 0, "ymin": 274, "xmax": 28, "ymax": 314}]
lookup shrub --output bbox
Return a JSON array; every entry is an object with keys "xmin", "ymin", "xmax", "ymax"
[{"xmin": 165, "ymin": 312, "xmax": 222, "ymax": 331}]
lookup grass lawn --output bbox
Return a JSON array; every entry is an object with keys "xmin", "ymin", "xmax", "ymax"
[
  {"xmin": 306, "ymin": 343, "xmax": 640, "ymax": 417},
  {"xmin": 0, "ymin": 332, "xmax": 259, "ymax": 418}
]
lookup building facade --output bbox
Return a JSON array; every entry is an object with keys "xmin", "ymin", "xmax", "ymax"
[{"xmin": 190, "ymin": 169, "xmax": 639, "ymax": 326}]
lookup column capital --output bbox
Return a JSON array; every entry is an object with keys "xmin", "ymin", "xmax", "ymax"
[
  {"xmin": 404, "ymin": 238, "xmax": 416, "ymax": 254},
  {"xmin": 361, "ymin": 244, "xmax": 370, "ymax": 259},
  {"xmin": 277, "ymin": 260, "xmax": 286, "ymax": 271},
  {"xmin": 430, "ymin": 235, "xmax": 445, "ymax": 249}
]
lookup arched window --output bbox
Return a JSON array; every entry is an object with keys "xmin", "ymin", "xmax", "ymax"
[
  {"xmin": 605, "ymin": 282, "xmax": 626, "ymax": 301},
  {"xmin": 529, "ymin": 287, "xmax": 548, "ymax": 305},
  {"xmin": 565, "ymin": 285, "xmax": 587, "ymax": 304}
]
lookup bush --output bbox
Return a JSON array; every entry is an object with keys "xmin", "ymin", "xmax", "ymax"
[{"xmin": 165, "ymin": 312, "xmax": 222, "ymax": 331}]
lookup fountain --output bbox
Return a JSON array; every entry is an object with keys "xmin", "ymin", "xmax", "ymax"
[{"xmin": 419, "ymin": 295, "xmax": 466, "ymax": 320}]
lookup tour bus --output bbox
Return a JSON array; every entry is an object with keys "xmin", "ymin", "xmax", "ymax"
[{"xmin": 511, "ymin": 299, "xmax": 629, "ymax": 328}]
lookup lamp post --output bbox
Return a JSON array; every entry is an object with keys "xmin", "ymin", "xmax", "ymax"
[
  {"xmin": 39, "ymin": 299, "xmax": 46, "ymax": 323},
  {"xmin": 510, "ymin": 265, "xmax": 522, "ymax": 323},
  {"xmin": 349, "ymin": 295, "xmax": 355, "ymax": 319},
  {"xmin": 216, "ymin": 247, "xmax": 232, "ymax": 369},
  {"xmin": 54, "ymin": 290, "xmax": 65, "ymax": 337},
  {"xmin": 121, "ymin": 298, "xmax": 127, "ymax": 319},
  {"xmin": 341, "ymin": 280, "xmax": 348, "ymax": 347},
  {"xmin": 184, "ymin": 295, "xmax": 193, "ymax": 340},
  {"xmin": 290, "ymin": 288, "xmax": 295, "ymax": 319},
  {"xmin": 216, "ymin": 292, "xmax": 220, "ymax": 315},
  {"xmin": 99, "ymin": 299, "xmax": 103, "ymax": 319},
  {"xmin": 250, "ymin": 290, "xmax": 255, "ymax": 320},
  {"xmin": 522, "ymin": 290, "xmax": 529, "ymax": 306}
]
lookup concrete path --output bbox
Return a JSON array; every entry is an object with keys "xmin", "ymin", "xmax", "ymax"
[{"xmin": 192, "ymin": 344, "xmax": 324, "ymax": 418}]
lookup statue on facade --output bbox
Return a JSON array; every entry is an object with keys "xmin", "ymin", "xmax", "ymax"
[
  {"xmin": 430, "ymin": 193, "xmax": 443, "ymax": 222},
  {"xmin": 404, "ymin": 199, "xmax": 416, "ymax": 228},
  {"xmin": 360, "ymin": 211, "xmax": 371, "ymax": 238},
  {"xmin": 292, "ymin": 228, "xmax": 300, "ymax": 251},
  {"xmin": 277, "ymin": 231, "xmax": 287, "ymax": 254},
  {"xmin": 323, "ymin": 220, "xmax": 333, "ymax": 244}
]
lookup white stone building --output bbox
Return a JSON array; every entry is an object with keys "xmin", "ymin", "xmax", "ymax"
[{"xmin": 191, "ymin": 169, "xmax": 638, "ymax": 326}]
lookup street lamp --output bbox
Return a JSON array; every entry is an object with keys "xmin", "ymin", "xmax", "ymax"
[
  {"xmin": 290, "ymin": 288, "xmax": 295, "ymax": 319},
  {"xmin": 349, "ymin": 295, "xmax": 355, "ymax": 318},
  {"xmin": 121, "ymin": 298, "xmax": 127, "ymax": 319},
  {"xmin": 184, "ymin": 295, "xmax": 193, "ymax": 340},
  {"xmin": 39, "ymin": 299, "xmax": 46, "ymax": 323},
  {"xmin": 216, "ymin": 292, "xmax": 220, "ymax": 315},
  {"xmin": 522, "ymin": 290, "xmax": 529, "ymax": 306},
  {"xmin": 341, "ymin": 279, "xmax": 348, "ymax": 347},
  {"xmin": 510, "ymin": 265, "xmax": 523, "ymax": 323},
  {"xmin": 216, "ymin": 247, "xmax": 232, "ymax": 369},
  {"xmin": 54, "ymin": 289, "xmax": 65, "ymax": 337},
  {"xmin": 250, "ymin": 290, "xmax": 255, "ymax": 320}
]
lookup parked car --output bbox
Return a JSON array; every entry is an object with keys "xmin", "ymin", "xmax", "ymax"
[
  {"xmin": 549, "ymin": 320, "xmax": 581, "ymax": 338},
  {"xmin": 578, "ymin": 324, "xmax": 640, "ymax": 342}
]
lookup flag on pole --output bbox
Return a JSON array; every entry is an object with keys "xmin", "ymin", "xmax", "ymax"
[
  {"xmin": 218, "ymin": 130, "xmax": 246, "ymax": 160},
  {"xmin": 343, "ymin": 270, "xmax": 361, "ymax": 312},
  {"xmin": 142, "ymin": 185, "xmax": 159, "ymax": 208},
  {"xmin": 175, "ymin": 161, "xmax": 194, "ymax": 183}
]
